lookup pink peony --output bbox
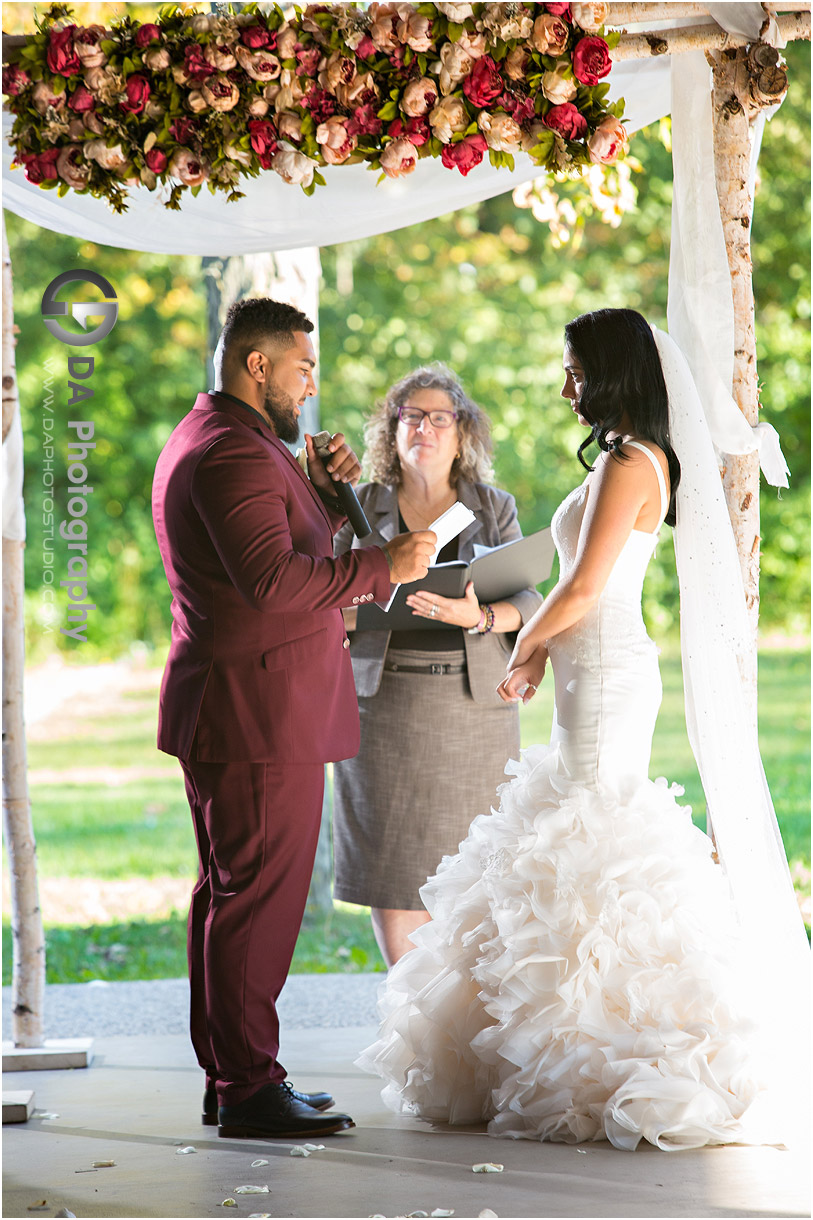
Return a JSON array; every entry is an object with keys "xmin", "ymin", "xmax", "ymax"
[
  {"xmin": 388, "ymin": 115, "xmax": 430, "ymax": 147},
  {"xmin": 31, "ymin": 80, "xmax": 66, "ymax": 114},
  {"xmin": 135, "ymin": 23, "xmax": 161, "ymax": 47},
  {"xmin": 296, "ymin": 46, "xmax": 322, "ymax": 77},
  {"xmin": 544, "ymin": 101, "xmax": 588, "ymax": 140},
  {"xmin": 380, "ymin": 136, "xmax": 419, "ymax": 178},
  {"xmin": 145, "ymin": 147, "xmax": 168, "ymax": 173},
  {"xmin": 241, "ymin": 24, "xmax": 275, "ymax": 49},
  {"xmin": 336, "ymin": 71, "xmax": 378, "ymax": 109},
  {"xmin": 587, "ymin": 114, "xmax": 628, "ymax": 163},
  {"xmin": 401, "ymin": 76, "xmax": 438, "ymax": 118},
  {"xmin": 440, "ymin": 132, "xmax": 488, "ymax": 175},
  {"xmin": 316, "ymin": 115, "xmax": 358, "ymax": 165},
  {"xmin": 120, "ymin": 73, "xmax": 150, "ymax": 115},
  {"xmin": 74, "ymin": 25, "xmax": 107, "ymax": 68},
  {"xmin": 369, "ymin": 3, "xmax": 401, "ymax": 53},
  {"xmin": 355, "ymin": 35, "xmax": 376, "ymax": 60},
  {"xmin": 169, "ymin": 147, "xmax": 208, "ymax": 186},
  {"xmin": 68, "ymin": 83, "xmax": 96, "ymax": 112},
  {"xmin": 462, "ymin": 56, "xmax": 503, "ymax": 108},
  {"xmin": 56, "ymin": 144, "xmax": 90, "ymax": 189},
  {"xmin": 545, "ymin": 2, "xmax": 572, "ymax": 15},
  {"xmin": 248, "ymin": 118, "xmax": 279, "ymax": 168},
  {"xmin": 47, "ymin": 26, "xmax": 81, "ymax": 77},
  {"xmin": 572, "ymin": 35, "xmax": 612, "ymax": 85},
  {"xmin": 531, "ymin": 14, "xmax": 570, "ymax": 56},
  {"xmin": 2, "ymin": 64, "xmax": 30, "ymax": 96}
]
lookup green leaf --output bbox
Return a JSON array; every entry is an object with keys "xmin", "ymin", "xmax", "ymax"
[
  {"xmin": 448, "ymin": 22, "xmax": 464, "ymax": 42},
  {"xmin": 313, "ymin": 169, "xmax": 326, "ymax": 186},
  {"xmin": 57, "ymin": 180, "xmax": 69, "ymax": 197},
  {"xmin": 377, "ymin": 101, "xmax": 398, "ymax": 121},
  {"xmin": 51, "ymin": 75, "xmax": 66, "ymax": 94}
]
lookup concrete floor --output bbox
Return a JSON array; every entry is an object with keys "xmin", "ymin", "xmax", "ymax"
[{"xmin": 2, "ymin": 1026, "xmax": 809, "ymax": 1220}]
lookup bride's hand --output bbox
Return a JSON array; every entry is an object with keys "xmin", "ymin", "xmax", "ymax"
[{"xmin": 497, "ymin": 647, "xmax": 548, "ymax": 704}]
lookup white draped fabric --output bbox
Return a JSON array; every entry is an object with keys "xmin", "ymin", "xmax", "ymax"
[{"xmin": 2, "ymin": 59, "xmax": 670, "ymax": 256}]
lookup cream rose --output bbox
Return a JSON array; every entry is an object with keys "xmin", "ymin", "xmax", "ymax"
[
  {"xmin": 186, "ymin": 90, "xmax": 210, "ymax": 114},
  {"xmin": 480, "ymin": 3, "xmax": 533, "ymax": 41},
  {"xmin": 319, "ymin": 51, "xmax": 357, "ymax": 94},
  {"xmin": 224, "ymin": 140, "xmax": 254, "ymax": 168},
  {"xmin": 542, "ymin": 62, "xmax": 578, "ymax": 105},
  {"xmin": 571, "ymin": 2, "xmax": 610, "ymax": 33},
  {"xmin": 56, "ymin": 145, "xmax": 90, "ymax": 189},
  {"xmin": 83, "ymin": 140, "xmax": 128, "ymax": 171},
  {"xmin": 438, "ymin": 41, "xmax": 476, "ymax": 95},
  {"xmin": 531, "ymin": 14, "xmax": 570, "ymax": 57},
  {"xmin": 31, "ymin": 80, "xmax": 66, "ymax": 114},
  {"xmin": 380, "ymin": 136, "xmax": 419, "ymax": 178},
  {"xmin": 205, "ymin": 43, "xmax": 237, "ymax": 72},
  {"xmin": 401, "ymin": 76, "xmax": 438, "ymax": 118},
  {"xmin": 271, "ymin": 146, "xmax": 317, "ymax": 187},
  {"xmin": 336, "ymin": 71, "xmax": 377, "ymax": 108},
  {"xmin": 276, "ymin": 27, "xmax": 298, "ymax": 61},
  {"xmin": 587, "ymin": 115, "xmax": 628, "ymax": 164},
  {"xmin": 504, "ymin": 47, "xmax": 530, "ymax": 83},
  {"xmin": 478, "ymin": 110, "xmax": 522, "ymax": 153},
  {"xmin": 429, "ymin": 94, "xmax": 467, "ymax": 143},
  {"xmin": 435, "ymin": 2, "xmax": 474, "ymax": 21},
  {"xmin": 235, "ymin": 45, "xmax": 281, "ymax": 81},
  {"xmin": 316, "ymin": 115, "xmax": 357, "ymax": 165},
  {"xmin": 143, "ymin": 47, "xmax": 171, "ymax": 71},
  {"xmin": 201, "ymin": 74, "xmax": 241, "ymax": 112},
  {"xmin": 398, "ymin": 11, "xmax": 434, "ymax": 53},
  {"xmin": 277, "ymin": 111, "xmax": 304, "ymax": 142},
  {"xmin": 169, "ymin": 148, "xmax": 209, "ymax": 186},
  {"xmin": 247, "ymin": 96, "xmax": 270, "ymax": 117}
]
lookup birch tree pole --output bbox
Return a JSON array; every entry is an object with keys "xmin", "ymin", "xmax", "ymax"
[{"xmin": 2, "ymin": 212, "xmax": 45, "ymax": 1049}]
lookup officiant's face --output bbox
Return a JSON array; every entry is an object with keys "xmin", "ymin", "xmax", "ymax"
[
  {"xmin": 395, "ymin": 388, "xmax": 460, "ymax": 479},
  {"xmin": 262, "ymin": 329, "xmax": 317, "ymax": 444},
  {"xmin": 562, "ymin": 344, "xmax": 588, "ymax": 427}
]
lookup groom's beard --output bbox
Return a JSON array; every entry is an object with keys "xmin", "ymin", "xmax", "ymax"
[{"xmin": 263, "ymin": 380, "xmax": 300, "ymax": 444}]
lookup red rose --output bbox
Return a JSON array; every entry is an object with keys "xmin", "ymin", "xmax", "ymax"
[
  {"xmin": 462, "ymin": 56, "xmax": 503, "ymax": 108},
  {"xmin": 356, "ymin": 35, "xmax": 376, "ymax": 60},
  {"xmin": 121, "ymin": 73, "xmax": 150, "ymax": 115},
  {"xmin": 68, "ymin": 83, "xmax": 96, "ymax": 112},
  {"xmin": 170, "ymin": 117, "xmax": 198, "ymax": 144},
  {"xmin": 441, "ymin": 132, "xmax": 488, "ymax": 176},
  {"xmin": 572, "ymin": 35, "xmax": 611, "ymax": 86},
  {"xmin": 388, "ymin": 115, "xmax": 430, "ymax": 147},
  {"xmin": 546, "ymin": 2, "xmax": 572, "ymax": 14},
  {"xmin": 544, "ymin": 101, "xmax": 587, "ymax": 140},
  {"xmin": 185, "ymin": 44, "xmax": 215, "ymax": 81},
  {"xmin": 145, "ymin": 147, "xmax": 168, "ymax": 172},
  {"xmin": 348, "ymin": 104, "xmax": 383, "ymax": 137},
  {"xmin": 47, "ymin": 26, "xmax": 81, "ymax": 77},
  {"xmin": 241, "ymin": 25, "xmax": 273, "ymax": 49},
  {"xmin": 23, "ymin": 147, "xmax": 61, "ymax": 184},
  {"xmin": 135, "ymin": 23, "xmax": 161, "ymax": 47},
  {"xmin": 248, "ymin": 118, "xmax": 279, "ymax": 168},
  {"xmin": 2, "ymin": 64, "xmax": 30, "ymax": 96}
]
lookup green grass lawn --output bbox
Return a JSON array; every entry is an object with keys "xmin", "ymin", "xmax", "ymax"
[{"xmin": 3, "ymin": 647, "xmax": 809, "ymax": 984}]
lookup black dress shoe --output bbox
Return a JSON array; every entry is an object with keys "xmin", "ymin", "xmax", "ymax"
[
  {"xmin": 217, "ymin": 1082, "xmax": 354, "ymax": 1139},
  {"xmin": 202, "ymin": 1081, "xmax": 335, "ymax": 1126}
]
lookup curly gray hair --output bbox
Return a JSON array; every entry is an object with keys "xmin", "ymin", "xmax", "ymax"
[{"xmin": 363, "ymin": 363, "xmax": 494, "ymax": 487}]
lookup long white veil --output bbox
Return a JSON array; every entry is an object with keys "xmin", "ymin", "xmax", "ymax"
[{"xmin": 654, "ymin": 327, "xmax": 810, "ymax": 1140}]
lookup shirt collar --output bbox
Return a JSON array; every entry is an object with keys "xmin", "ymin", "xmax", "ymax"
[{"xmin": 208, "ymin": 389, "xmax": 273, "ymax": 433}]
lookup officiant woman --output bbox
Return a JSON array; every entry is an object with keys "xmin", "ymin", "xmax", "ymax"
[{"xmin": 333, "ymin": 364, "xmax": 543, "ymax": 965}]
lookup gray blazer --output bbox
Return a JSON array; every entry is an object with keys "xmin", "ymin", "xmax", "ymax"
[{"xmin": 334, "ymin": 480, "xmax": 544, "ymax": 705}]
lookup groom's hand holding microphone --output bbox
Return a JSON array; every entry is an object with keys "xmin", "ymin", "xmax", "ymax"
[{"xmin": 304, "ymin": 431, "xmax": 435, "ymax": 584}]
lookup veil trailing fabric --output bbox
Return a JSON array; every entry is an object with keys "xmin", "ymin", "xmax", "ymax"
[{"xmin": 653, "ymin": 328, "xmax": 810, "ymax": 1141}]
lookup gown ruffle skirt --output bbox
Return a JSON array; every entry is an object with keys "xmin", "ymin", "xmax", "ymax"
[{"xmin": 357, "ymin": 481, "xmax": 762, "ymax": 1151}]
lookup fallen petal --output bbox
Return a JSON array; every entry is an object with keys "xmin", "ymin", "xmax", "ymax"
[
  {"xmin": 221, "ymin": 1201, "xmax": 237, "ymax": 1209},
  {"xmin": 234, "ymin": 1185, "xmax": 270, "ymax": 1194},
  {"xmin": 290, "ymin": 1146, "xmax": 311, "ymax": 1157},
  {"xmin": 176, "ymin": 1146, "xmax": 197, "ymax": 1155},
  {"xmin": 576, "ymin": 1148, "xmax": 587, "ymax": 1154},
  {"xmin": 55, "ymin": 1211, "xmax": 76, "ymax": 1218},
  {"xmin": 479, "ymin": 1212, "xmax": 499, "ymax": 1219},
  {"xmin": 431, "ymin": 1211, "xmax": 455, "ymax": 1217},
  {"xmin": 408, "ymin": 1212, "xmax": 429, "ymax": 1217},
  {"xmin": 472, "ymin": 1163, "xmax": 503, "ymax": 1174},
  {"xmin": 302, "ymin": 1143, "xmax": 326, "ymax": 1151},
  {"xmin": 38, "ymin": 1113, "xmax": 60, "ymax": 1120}
]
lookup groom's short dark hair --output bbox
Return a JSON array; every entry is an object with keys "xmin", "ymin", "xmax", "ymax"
[{"xmin": 220, "ymin": 298, "xmax": 314, "ymax": 362}]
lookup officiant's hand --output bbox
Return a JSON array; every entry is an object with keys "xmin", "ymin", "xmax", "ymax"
[
  {"xmin": 304, "ymin": 431, "xmax": 361, "ymax": 492},
  {"xmin": 406, "ymin": 580, "xmax": 481, "ymax": 628}
]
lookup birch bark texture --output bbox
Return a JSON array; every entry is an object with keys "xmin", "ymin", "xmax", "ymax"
[
  {"xmin": 709, "ymin": 42, "xmax": 789, "ymax": 707},
  {"xmin": 2, "ymin": 212, "xmax": 45, "ymax": 1048}
]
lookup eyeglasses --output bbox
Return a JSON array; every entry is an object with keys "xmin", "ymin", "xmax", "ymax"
[{"xmin": 397, "ymin": 406, "xmax": 458, "ymax": 429}]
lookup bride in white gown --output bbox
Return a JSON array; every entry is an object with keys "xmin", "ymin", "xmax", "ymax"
[{"xmin": 357, "ymin": 310, "xmax": 809, "ymax": 1152}]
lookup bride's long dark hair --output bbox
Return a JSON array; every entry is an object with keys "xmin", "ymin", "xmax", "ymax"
[{"xmin": 564, "ymin": 308, "xmax": 681, "ymax": 527}]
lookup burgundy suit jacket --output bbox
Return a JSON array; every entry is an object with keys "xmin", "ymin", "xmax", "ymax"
[{"xmin": 151, "ymin": 392, "xmax": 391, "ymax": 763}]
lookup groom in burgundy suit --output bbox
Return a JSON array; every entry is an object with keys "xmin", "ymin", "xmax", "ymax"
[{"xmin": 152, "ymin": 299, "xmax": 434, "ymax": 1138}]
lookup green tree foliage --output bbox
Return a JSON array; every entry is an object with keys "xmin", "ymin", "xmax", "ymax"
[
  {"xmin": 319, "ymin": 40, "xmax": 810, "ymax": 635},
  {"xmin": 6, "ymin": 217, "xmax": 207, "ymax": 657}
]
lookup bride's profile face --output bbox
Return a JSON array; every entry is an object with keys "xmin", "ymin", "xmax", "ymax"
[{"xmin": 561, "ymin": 344, "xmax": 589, "ymax": 427}]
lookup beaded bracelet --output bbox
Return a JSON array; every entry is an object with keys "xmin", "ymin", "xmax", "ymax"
[{"xmin": 467, "ymin": 603, "xmax": 495, "ymax": 635}]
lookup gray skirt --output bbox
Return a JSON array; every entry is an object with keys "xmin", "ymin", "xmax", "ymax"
[{"xmin": 332, "ymin": 647, "xmax": 521, "ymax": 911}]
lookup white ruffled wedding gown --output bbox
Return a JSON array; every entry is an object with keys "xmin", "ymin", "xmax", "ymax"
[{"xmin": 357, "ymin": 449, "xmax": 761, "ymax": 1151}]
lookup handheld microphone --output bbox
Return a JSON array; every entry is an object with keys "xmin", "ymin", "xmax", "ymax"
[{"xmin": 312, "ymin": 431, "xmax": 372, "ymax": 538}]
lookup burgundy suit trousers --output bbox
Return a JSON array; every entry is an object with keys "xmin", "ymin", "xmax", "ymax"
[{"xmin": 180, "ymin": 756, "xmax": 324, "ymax": 1106}]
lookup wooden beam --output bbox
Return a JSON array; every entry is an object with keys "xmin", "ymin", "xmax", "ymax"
[{"xmin": 611, "ymin": 10, "xmax": 810, "ymax": 58}]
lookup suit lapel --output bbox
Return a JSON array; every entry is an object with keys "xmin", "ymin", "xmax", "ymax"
[
  {"xmin": 455, "ymin": 481, "xmax": 484, "ymax": 558},
  {"xmin": 367, "ymin": 483, "xmax": 400, "ymax": 543}
]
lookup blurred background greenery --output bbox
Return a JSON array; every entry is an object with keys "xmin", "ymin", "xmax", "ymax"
[{"xmin": 6, "ymin": 40, "xmax": 810, "ymax": 658}]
